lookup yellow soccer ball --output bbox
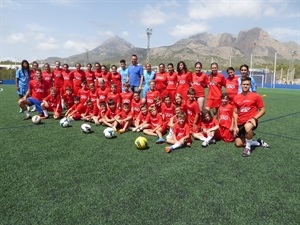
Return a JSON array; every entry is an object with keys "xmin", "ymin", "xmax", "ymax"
[{"xmin": 134, "ymin": 136, "xmax": 148, "ymax": 150}]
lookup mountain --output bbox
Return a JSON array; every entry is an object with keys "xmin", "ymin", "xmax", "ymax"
[{"xmin": 44, "ymin": 27, "xmax": 299, "ymax": 67}]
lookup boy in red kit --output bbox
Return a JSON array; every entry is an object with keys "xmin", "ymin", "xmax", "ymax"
[
  {"xmin": 111, "ymin": 65, "xmax": 122, "ymax": 93},
  {"xmin": 143, "ymin": 105, "xmax": 165, "ymax": 144},
  {"xmin": 115, "ymin": 103, "xmax": 133, "ymax": 134},
  {"xmin": 154, "ymin": 96, "xmax": 163, "ymax": 114},
  {"xmin": 161, "ymin": 95, "xmax": 176, "ymax": 130},
  {"xmin": 88, "ymin": 83, "xmax": 98, "ymax": 105},
  {"xmin": 131, "ymin": 91, "xmax": 142, "ymax": 120},
  {"xmin": 62, "ymin": 64, "xmax": 73, "ymax": 91},
  {"xmin": 155, "ymin": 63, "xmax": 168, "ymax": 99},
  {"xmin": 53, "ymin": 61, "xmax": 64, "ymax": 96},
  {"xmin": 96, "ymin": 78, "xmax": 110, "ymax": 106},
  {"xmin": 205, "ymin": 62, "xmax": 226, "ymax": 117},
  {"xmin": 132, "ymin": 104, "xmax": 150, "ymax": 132},
  {"xmin": 174, "ymin": 93, "xmax": 187, "ymax": 114},
  {"xmin": 233, "ymin": 77, "xmax": 269, "ymax": 157},
  {"xmin": 92, "ymin": 101, "xmax": 107, "ymax": 126},
  {"xmin": 165, "ymin": 112, "xmax": 191, "ymax": 153},
  {"xmin": 186, "ymin": 88, "xmax": 201, "ymax": 133},
  {"xmin": 176, "ymin": 61, "xmax": 192, "ymax": 102},
  {"xmin": 193, "ymin": 109, "xmax": 220, "ymax": 147},
  {"xmin": 120, "ymin": 82, "xmax": 133, "ymax": 106},
  {"xmin": 77, "ymin": 81, "xmax": 90, "ymax": 105},
  {"xmin": 225, "ymin": 67, "xmax": 239, "ymax": 103},
  {"xmin": 62, "ymin": 86, "xmax": 75, "ymax": 110},
  {"xmin": 192, "ymin": 62, "xmax": 208, "ymax": 111},
  {"xmin": 166, "ymin": 63, "xmax": 178, "ymax": 103},
  {"xmin": 85, "ymin": 63, "xmax": 95, "ymax": 86},
  {"xmin": 218, "ymin": 93, "xmax": 234, "ymax": 142},
  {"xmin": 103, "ymin": 99, "xmax": 120, "ymax": 131},
  {"xmin": 70, "ymin": 63, "xmax": 86, "ymax": 95},
  {"xmin": 144, "ymin": 80, "xmax": 160, "ymax": 107},
  {"xmin": 41, "ymin": 87, "xmax": 62, "ymax": 119},
  {"xmin": 81, "ymin": 99, "xmax": 95, "ymax": 122},
  {"xmin": 65, "ymin": 96, "xmax": 86, "ymax": 120},
  {"xmin": 107, "ymin": 83, "xmax": 121, "ymax": 109}
]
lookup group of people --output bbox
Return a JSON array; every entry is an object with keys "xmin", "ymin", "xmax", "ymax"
[{"xmin": 15, "ymin": 54, "xmax": 269, "ymax": 157}]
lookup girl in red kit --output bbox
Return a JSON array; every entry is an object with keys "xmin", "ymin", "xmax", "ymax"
[
  {"xmin": 85, "ymin": 63, "xmax": 95, "ymax": 86},
  {"xmin": 131, "ymin": 91, "xmax": 142, "ymax": 121},
  {"xmin": 205, "ymin": 62, "xmax": 226, "ymax": 117},
  {"xmin": 225, "ymin": 67, "xmax": 239, "ymax": 103},
  {"xmin": 120, "ymin": 82, "xmax": 133, "ymax": 106},
  {"xmin": 218, "ymin": 93, "xmax": 234, "ymax": 142},
  {"xmin": 107, "ymin": 83, "xmax": 121, "ymax": 109},
  {"xmin": 62, "ymin": 86, "xmax": 75, "ymax": 110},
  {"xmin": 41, "ymin": 87, "xmax": 62, "ymax": 119},
  {"xmin": 165, "ymin": 112, "xmax": 191, "ymax": 153},
  {"xmin": 93, "ymin": 62, "xmax": 102, "ymax": 82},
  {"xmin": 186, "ymin": 88, "xmax": 201, "ymax": 133},
  {"xmin": 192, "ymin": 61, "xmax": 208, "ymax": 111},
  {"xmin": 193, "ymin": 109, "xmax": 220, "ymax": 147},
  {"xmin": 62, "ymin": 64, "xmax": 73, "ymax": 92},
  {"xmin": 174, "ymin": 93, "xmax": 187, "ymax": 114},
  {"xmin": 115, "ymin": 103, "xmax": 133, "ymax": 134},
  {"xmin": 52, "ymin": 61, "xmax": 64, "ymax": 96},
  {"xmin": 155, "ymin": 63, "xmax": 168, "ymax": 99},
  {"xmin": 81, "ymin": 99, "xmax": 95, "ymax": 122},
  {"xmin": 111, "ymin": 65, "xmax": 122, "ymax": 93},
  {"xmin": 70, "ymin": 63, "xmax": 86, "ymax": 95},
  {"xmin": 161, "ymin": 95, "xmax": 176, "ymax": 130},
  {"xmin": 92, "ymin": 101, "xmax": 107, "ymax": 126},
  {"xmin": 166, "ymin": 63, "xmax": 178, "ymax": 103},
  {"xmin": 77, "ymin": 80, "xmax": 90, "ymax": 105},
  {"xmin": 42, "ymin": 63, "xmax": 53, "ymax": 95},
  {"xmin": 176, "ymin": 61, "xmax": 192, "ymax": 102},
  {"xmin": 103, "ymin": 99, "xmax": 120, "ymax": 131},
  {"xmin": 101, "ymin": 65, "xmax": 112, "ymax": 89},
  {"xmin": 65, "ymin": 96, "xmax": 86, "ymax": 120},
  {"xmin": 132, "ymin": 104, "xmax": 150, "ymax": 132},
  {"xmin": 96, "ymin": 78, "xmax": 110, "ymax": 107},
  {"xmin": 144, "ymin": 80, "xmax": 160, "ymax": 107}
]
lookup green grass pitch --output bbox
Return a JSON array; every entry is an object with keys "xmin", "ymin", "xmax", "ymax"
[{"xmin": 0, "ymin": 85, "xmax": 299, "ymax": 224}]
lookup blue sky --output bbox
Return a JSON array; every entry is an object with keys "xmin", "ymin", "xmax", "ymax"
[{"xmin": 1, "ymin": 0, "xmax": 299, "ymax": 62}]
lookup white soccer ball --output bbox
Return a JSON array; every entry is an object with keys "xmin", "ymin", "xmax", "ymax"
[
  {"xmin": 81, "ymin": 123, "xmax": 92, "ymax": 133},
  {"xmin": 103, "ymin": 127, "xmax": 115, "ymax": 138},
  {"xmin": 59, "ymin": 118, "xmax": 70, "ymax": 128},
  {"xmin": 31, "ymin": 115, "xmax": 41, "ymax": 124}
]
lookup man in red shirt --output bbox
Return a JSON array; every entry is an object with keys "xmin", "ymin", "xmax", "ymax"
[{"xmin": 233, "ymin": 77, "xmax": 269, "ymax": 157}]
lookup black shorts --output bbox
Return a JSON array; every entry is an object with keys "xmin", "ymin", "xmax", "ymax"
[{"xmin": 237, "ymin": 122, "xmax": 258, "ymax": 139}]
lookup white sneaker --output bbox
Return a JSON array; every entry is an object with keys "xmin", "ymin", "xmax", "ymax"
[
  {"xmin": 242, "ymin": 148, "xmax": 251, "ymax": 157},
  {"xmin": 202, "ymin": 141, "xmax": 208, "ymax": 147},
  {"xmin": 30, "ymin": 106, "xmax": 36, "ymax": 112},
  {"xmin": 257, "ymin": 138, "xmax": 270, "ymax": 148}
]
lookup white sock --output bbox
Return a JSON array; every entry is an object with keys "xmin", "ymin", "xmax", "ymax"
[
  {"xmin": 43, "ymin": 110, "xmax": 49, "ymax": 117},
  {"xmin": 206, "ymin": 135, "xmax": 213, "ymax": 143},
  {"xmin": 24, "ymin": 110, "xmax": 30, "ymax": 117},
  {"xmin": 245, "ymin": 139, "xmax": 252, "ymax": 149},
  {"xmin": 251, "ymin": 140, "xmax": 260, "ymax": 146},
  {"xmin": 171, "ymin": 142, "xmax": 181, "ymax": 150}
]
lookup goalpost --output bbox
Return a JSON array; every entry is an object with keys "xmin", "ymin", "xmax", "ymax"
[{"xmin": 251, "ymin": 75, "xmax": 265, "ymax": 88}]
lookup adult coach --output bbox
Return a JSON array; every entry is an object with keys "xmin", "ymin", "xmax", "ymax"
[
  {"xmin": 233, "ymin": 77, "xmax": 269, "ymax": 157},
  {"xmin": 128, "ymin": 54, "xmax": 143, "ymax": 92}
]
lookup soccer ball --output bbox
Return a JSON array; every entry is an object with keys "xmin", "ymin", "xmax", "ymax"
[
  {"xmin": 59, "ymin": 118, "xmax": 70, "ymax": 128},
  {"xmin": 81, "ymin": 123, "xmax": 92, "ymax": 133},
  {"xmin": 134, "ymin": 136, "xmax": 148, "ymax": 150},
  {"xmin": 103, "ymin": 127, "xmax": 115, "ymax": 138},
  {"xmin": 31, "ymin": 115, "xmax": 41, "ymax": 124}
]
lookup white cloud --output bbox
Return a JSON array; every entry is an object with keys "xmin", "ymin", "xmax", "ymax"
[
  {"xmin": 97, "ymin": 31, "xmax": 115, "ymax": 38},
  {"xmin": 48, "ymin": 0, "xmax": 72, "ymax": 6},
  {"xmin": 139, "ymin": 5, "xmax": 170, "ymax": 26},
  {"xmin": 33, "ymin": 33, "xmax": 46, "ymax": 41},
  {"xmin": 121, "ymin": 31, "xmax": 129, "ymax": 38},
  {"xmin": 0, "ymin": 0, "xmax": 22, "ymax": 9},
  {"xmin": 26, "ymin": 23, "xmax": 50, "ymax": 32},
  {"xmin": 37, "ymin": 37, "xmax": 59, "ymax": 50},
  {"xmin": 170, "ymin": 22, "xmax": 209, "ymax": 38},
  {"xmin": 63, "ymin": 40, "xmax": 99, "ymax": 53},
  {"xmin": 267, "ymin": 27, "xmax": 300, "ymax": 43},
  {"xmin": 5, "ymin": 33, "xmax": 27, "ymax": 43}
]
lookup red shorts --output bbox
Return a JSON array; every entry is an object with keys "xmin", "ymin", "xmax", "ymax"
[
  {"xmin": 219, "ymin": 126, "xmax": 234, "ymax": 142},
  {"xmin": 206, "ymin": 98, "xmax": 221, "ymax": 109}
]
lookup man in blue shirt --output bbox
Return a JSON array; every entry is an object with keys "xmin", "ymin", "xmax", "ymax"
[{"xmin": 128, "ymin": 54, "xmax": 143, "ymax": 93}]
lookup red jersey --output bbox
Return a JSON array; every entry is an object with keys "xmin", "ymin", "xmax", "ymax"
[
  {"xmin": 44, "ymin": 93, "xmax": 61, "ymax": 109},
  {"xmin": 192, "ymin": 72, "xmax": 208, "ymax": 98},
  {"xmin": 78, "ymin": 88, "xmax": 90, "ymax": 104},
  {"xmin": 85, "ymin": 70, "xmax": 95, "ymax": 86},
  {"xmin": 62, "ymin": 93, "xmax": 75, "ymax": 109},
  {"xmin": 207, "ymin": 73, "xmax": 226, "ymax": 100},
  {"xmin": 155, "ymin": 72, "xmax": 168, "ymax": 90},
  {"xmin": 89, "ymin": 90, "xmax": 98, "ymax": 104},
  {"xmin": 118, "ymin": 110, "xmax": 132, "ymax": 120},
  {"xmin": 173, "ymin": 122, "xmax": 190, "ymax": 141},
  {"xmin": 53, "ymin": 68, "xmax": 64, "ymax": 89},
  {"xmin": 146, "ymin": 90, "xmax": 160, "ymax": 107},
  {"xmin": 146, "ymin": 113, "xmax": 164, "ymax": 129},
  {"xmin": 120, "ymin": 91, "xmax": 133, "ymax": 105},
  {"xmin": 101, "ymin": 72, "xmax": 112, "ymax": 88},
  {"xmin": 94, "ymin": 70, "xmax": 102, "ymax": 79},
  {"xmin": 136, "ymin": 111, "xmax": 148, "ymax": 123},
  {"xmin": 161, "ymin": 102, "xmax": 175, "ymax": 123},
  {"xmin": 233, "ymin": 92, "xmax": 264, "ymax": 125},
  {"xmin": 131, "ymin": 99, "xmax": 142, "ymax": 119},
  {"xmin": 111, "ymin": 72, "xmax": 122, "ymax": 93},
  {"xmin": 226, "ymin": 76, "xmax": 239, "ymax": 101},
  {"xmin": 186, "ymin": 100, "xmax": 200, "ymax": 127},
  {"xmin": 96, "ymin": 87, "xmax": 109, "ymax": 103},
  {"xmin": 29, "ymin": 79, "xmax": 47, "ymax": 101},
  {"xmin": 71, "ymin": 69, "xmax": 86, "ymax": 87},
  {"xmin": 107, "ymin": 92, "xmax": 120, "ymax": 106},
  {"xmin": 201, "ymin": 117, "xmax": 219, "ymax": 130},
  {"xmin": 84, "ymin": 104, "xmax": 95, "ymax": 116},
  {"xmin": 105, "ymin": 108, "xmax": 120, "ymax": 119},
  {"xmin": 42, "ymin": 71, "xmax": 53, "ymax": 92},
  {"xmin": 30, "ymin": 69, "xmax": 37, "ymax": 80},
  {"xmin": 177, "ymin": 71, "xmax": 192, "ymax": 93},
  {"xmin": 218, "ymin": 103, "xmax": 234, "ymax": 129},
  {"xmin": 62, "ymin": 69, "xmax": 74, "ymax": 90},
  {"xmin": 166, "ymin": 71, "xmax": 178, "ymax": 90}
]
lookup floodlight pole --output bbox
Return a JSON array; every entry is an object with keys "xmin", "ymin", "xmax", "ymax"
[
  {"xmin": 273, "ymin": 52, "xmax": 277, "ymax": 88},
  {"xmin": 147, "ymin": 28, "xmax": 152, "ymax": 63}
]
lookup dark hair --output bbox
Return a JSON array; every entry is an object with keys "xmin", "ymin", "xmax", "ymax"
[
  {"xmin": 159, "ymin": 63, "xmax": 165, "ymax": 68},
  {"xmin": 177, "ymin": 61, "xmax": 187, "ymax": 74},
  {"xmin": 21, "ymin": 60, "xmax": 30, "ymax": 76},
  {"xmin": 107, "ymin": 99, "xmax": 115, "ymax": 106},
  {"xmin": 167, "ymin": 63, "xmax": 174, "ymax": 68},
  {"xmin": 63, "ymin": 63, "xmax": 69, "ymax": 68},
  {"xmin": 221, "ymin": 92, "xmax": 229, "ymax": 99},
  {"xmin": 120, "ymin": 59, "xmax": 126, "ymax": 64},
  {"xmin": 202, "ymin": 109, "xmax": 212, "ymax": 121},
  {"xmin": 187, "ymin": 87, "xmax": 195, "ymax": 95},
  {"xmin": 194, "ymin": 61, "xmax": 202, "ymax": 68},
  {"xmin": 240, "ymin": 64, "xmax": 249, "ymax": 71},
  {"xmin": 241, "ymin": 76, "xmax": 251, "ymax": 83},
  {"xmin": 226, "ymin": 67, "xmax": 235, "ymax": 73}
]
